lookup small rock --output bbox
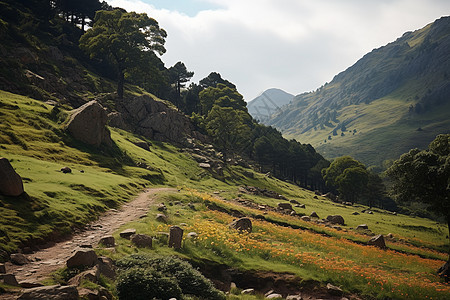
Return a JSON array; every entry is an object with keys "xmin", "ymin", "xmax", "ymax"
[
  {"xmin": 352, "ymin": 211, "xmax": 360, "ymax": 215},
  {"xmin": 278, "ymin": 202, "xmax": 293, "ymax": 210},
  {"xmin": 187, "ymin": 232, "xmax": 198, "ymax": 238},
  {"xmin": 301, "ymin": 216, "xmax": 311, "ymax": 222},
  {"xmin": 286, "ymin": 295, "xmax": 302, "ymax": 300},
  {"xmin": 326, "ymin": 283, "xmax": 343, "ymax": 296},
  {"xmin": 97, "ymin": 256, "xmax": 116, "ymax": 279},
  {"xmin": 332, "ymin": 226, "xmax": 342, "ymax": 231},
  {"xmin": 156, "ymin": 213, "xmax": 168, "ymax": 223},
  {"xmin": 299, "ymin": 204, "xmax": 306, "ymax": 209},
  {"xmin": 2, "ymin": 274, "xmax": 19, "ymax": 286},
  {"xmin": 68, "ymin": 266, "xmax": 98, "ymax": 286},
  {"xmin": 241, "ymin": 288, "xmax": 255, "ymax": 295},
  {"xmin": 385, "ymin": 233, "xmax": 394, "ymax": 239},
  {"xmin": 60, "ymin": 167, "xmax": 72, "ymax": 173},
  {"xmin": 266, "ymin": 293, "xmax": 283, "ymax": 299},
  {"xmin": 290, "ymin": 199, "xmax": 300, "ymax": 204},
  {"xmin": 368, "ymin": 234, "xmax": 386, "ymax": 249},
  {"xmin": 199, "ymin": 163, "xmax": 211, "ymax": 168},
  {"xmin": 10, "ymin": 253, "xmax": 29, "ymax": 265},
  {"xmin": 119, "ymin": 228, "xmax": 136, "ymax": 239},
  {"xmin": 0, "ymin": 263, "xmax": 6, "ymax": 273},
  {"xmin": 310, "ymin": 211, "xmax": 319, "ymax": 218},
  {"xmin": 367, "ymin": 210, "xmax": 373, "ymax": 214},
  {"xmin": 157, "ymin": 203, "xmax": 167, "ymax": 211},
  {"xmin": 229, "ymin": 217, "xmax": 252, "ymax": 233},
  {"xmin": 131, "ymin": 234, "xmax": 153, "ymax": 248},
  {"xmin": 99, "ymin": 235, "xmax": 115, "ymax": 247},
  {"xmin": 356, "ymin": 224, "xmax": 368, "ymax": 230},
  {"xmin": 264, "ymin": 290, "xmax": 274, "ymax": 297},
  {"xmin": 17, "ymin": 285, "xmax": 79, "ymax": 300},
  {"xmin": 19, "ymin": 281, "xmax": 44, "ymax": 288},
  {"xmin": 326, "ymin": 215, "xmax": 345, "ymax": 225}
]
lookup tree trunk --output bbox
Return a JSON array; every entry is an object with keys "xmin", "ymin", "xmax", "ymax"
[{"xmin": 117, "ymin": 70, "xmax": 124, "ymax": 99}]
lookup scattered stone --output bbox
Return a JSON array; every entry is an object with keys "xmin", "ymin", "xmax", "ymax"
[
  {"xmin": 119, "ymin": 228, "xmax": 136, "ymax": 239},
  {"xmin": 10, "ymin": 253, "xmax": 29, "ymax": 265},
  {"xmin": 229, "ymin": 217, "xmax": 253, "ymax": 233},
  {"xmin": 332, "ymin": 226, "xmax": 342, "ymax": 231},
  {"xmin": 19, "ymin": 281, "xmax": 44, "ymax": 288},
  {"xmin": 131, "ymin": 234, "xmax": 153, "ymax": 248},
  {"xmin": 168, "ymin": 226, "xmax": 184, "ymax": 249},
  {"xmin": 0, "ymin": 263, "xmax": 5, "ymax": 274},
  {"xmin": 188, "ymin": 203, "xmax": 196, "ymax": 210},
  {"xmin": 290, "ymin": 199, "xmax": 299, "ymax": 204},
  {"xmin": 156, "ymin": 213, "xmax": 168, "ymax": 223},
  {"xmin": 278, "ymin": 202, "xmax": 293, "ymax": 210},
  {"xmin": 0, "ymin": 157, "xmax": 24, "ymax": 196},
  {"xmin": 368, "ymin": 234, "xmax": 386, "ymax": 249},
  {"xmin": 326, "ymin": 283, "xmax": 343, "ymax": 296},
  {"xmin": 230, "ymin": 282, "xmax": 237, "ymax": 289},
  {"xmin": 2, "ymin": 274, "xmax": 19, "ymax": 286},
  {"xmin": 299, "ymin": 204, "xmax": 306, "ymax": 209},
  {"xmin": 367, "ymin": 210, "xmax": 373, "ymax": 214},
  {"xmin": 323, "ymin": 192, "xmax": 337, "ymax": 201},
  {"xmin": 97, "ymin": 256, "xmax": 116, "ymax": 279},
  {"xmin": 352, "ymin": 211, "xmax": 360, "ymax": 215},
  {"xmin": 66, "ymin": 249, "xmax": 98, "ymax": 268},
  {"xmin": 66, "ymin": 100, "xmax": 112, "ymax": 147},
  {"xmin": 326, "ymin": 215, "xmax": 345, "ymax": 225},
  {"xmin": 187, "ymin": 232, "xmax": 198, "ymax": 239},
  {"xmin": 385, "ymin": 233, "xmax": 394, "ymax": 239},
  {"xmin": 241, "ymin": 288, "xmax": 255, "ymax": 295},
  {"xmin": 60, "ymin": 167, "xmax": 72, "ymax": 173},
  {"xmin": 264, "ymin": 290, "xmax": 275, "ymax": 297},
  {"xmin": 286, "ymin": 295, "xmax": 302, "ymax": 300},
  {"xmin": 310, "ymin": 211, "xmax": 319, "ymax": 218},
  {"xmin": 68, "ymin": 266, "xmax": 98, "ymax": 286},
  {"xmin": 438, "ymin": 260, "xmax": 449, "ymax": 282},
  {"xmin": 17, "ymin": 285, "xmax": 79, "ymax": 300},
  {"xmin": 356, "ymin": 224, "xmax": 368, "ymax": 230},
  {"xmin": 199, "ymin": 163, "xmax": 211, "ymax": 168},
  {"xmin": 99, "ymin": 236, "xmax": 115, "ymax": 247},
  {"xmin": 157, "ymin": 203, "xmax": 167, "ymax": 211},
  {"xmin": 313, "ymin": 196, "xmax": 318, "ymax": 199},
  {"xmin": 344, "ymin": 202, "xmax": 353, "ymax": 206},
  {"xmin": 266, "ymin": 293, "xmax": 283, "ymax": 299},
  {"xmin": 301, "ymin": 216, "xmax": 311, "ymax": 222}
]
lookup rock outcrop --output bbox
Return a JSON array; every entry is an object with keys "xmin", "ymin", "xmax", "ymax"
[
  {"xmin": 66, "ymin": 100, "xmax": 112, "ymax": 147},
  {"xmin": 0, "ymin": 158, "xmax": 24, "ymax": 196},
  {"xmin": 17, "ymin": 285, "xmax": 79, "ymax": 300},
  {"xmin": 110, "ymin": 95, "xmax": 206, "ymax": 145}
]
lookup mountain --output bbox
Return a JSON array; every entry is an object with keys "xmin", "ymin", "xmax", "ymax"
[
  {"xmin": 247, "ymin": 88, "xmax": 294, "ymax": 120},
  {"xmin": 264, "ymin": 16, "xmax": 450, "ymax": 170}
]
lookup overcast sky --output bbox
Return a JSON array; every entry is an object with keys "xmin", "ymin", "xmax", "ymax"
[{"xmin": 106, "ymin": 0, "xmax": 450, "ymax": 101}]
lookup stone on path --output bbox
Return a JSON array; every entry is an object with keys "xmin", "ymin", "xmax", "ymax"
[
  {"xmin": 0, "ymin": 263, "xmax": 6, "ymax": 273},
  {"xmin": 1, "ymin": 274, "xmax": 19, "ymax": 286},
  {"xmin": 168, "ymin": 226, "xmax": 183, "ymax": 249},
  {"xmin": 10, "ymin": 253, "xmax": 29, "ymax": 265},
  {"xmin": 99, "ymin": 235, "xmax": 115, "ymax": 247},
  {"xmin": 18, "ymin": 285, "xmax": 79, "ymax": 300},
  {"xmin": 119, "ymin": 228, "xmax": 136, "ymax": 239},
  {"xmin": 66, "ymin": 248, "xmax": 98, "ymax": 268},
  {"xmin": 0, "ymin": 157, "xmax": 24, "ymax": 196}
]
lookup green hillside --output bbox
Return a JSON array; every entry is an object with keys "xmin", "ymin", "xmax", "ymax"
[{"xmin": 266, "ymin": 17, "xmax": 450, "ymax": 170}]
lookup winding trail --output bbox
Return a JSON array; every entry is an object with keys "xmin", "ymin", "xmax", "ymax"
[{"xmin": 2, "ymin": 187, "xmax": 176, "ymax": 293}]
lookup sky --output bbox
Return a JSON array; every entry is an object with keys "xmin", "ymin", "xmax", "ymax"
[{"xmin": 106, "ymin": 0, "xmax": 450, "ymax": 101}]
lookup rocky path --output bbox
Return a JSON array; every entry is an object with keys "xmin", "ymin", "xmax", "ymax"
[{"xmin": 1, "ymin": 187, "xmax": 176, "ymax": 298}]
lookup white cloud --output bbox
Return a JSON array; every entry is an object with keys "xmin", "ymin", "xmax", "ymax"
[{"xmin": 106, "ymin": 0, "xmax": 450, "ymax": 100}]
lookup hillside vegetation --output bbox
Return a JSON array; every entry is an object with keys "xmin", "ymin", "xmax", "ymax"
[{"xmin": 265, "ymin": 16, "xmax": 450, "ymax": 170}]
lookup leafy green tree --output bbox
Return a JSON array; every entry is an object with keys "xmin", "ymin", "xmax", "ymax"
[
  {"xmin": 205, "ymin": 105, "xmax": 251, "ymax": 159},
  {"xmin": 79, "ymin": 9, "xmax": 166, "ymax": 98},
  {"xmin": 199, "ymin": 83, "xmax": 247, "ymax": 115},
  {"xmin": 386, "ymin": 134, "xmax": 450, "ymax": 255},
  {"xmin": 168, "ymin": 61, "xmax": 194, "ymax": 108},
  {"xmin": 199, "ymin": 72, "xmax": 236, "ymax": 89}
]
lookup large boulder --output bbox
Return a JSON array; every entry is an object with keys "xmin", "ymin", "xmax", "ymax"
[
  {"xmin": 66, "ymin": 249, "xmax": 98, "ymax": 268},
  {"xmin": 66, "ymin": 100, "xmax": 112, "ymax": 147},
  {"xmin": 17, "ymin": 285, "xmax": 79, "ymax": 300},
  {"xmin": 229, "ymin": 217, "xmax": 253, "ymax": 233},
  {"xmin": 326, "ymin": 215, "xmax": 345, "ymax": 225},
  {"xmin": 0, "ymin": 158, "xmax": 24, "ymax": 196},
  {"xmin": 368, "ymin": 234, "xmax": 386, "ymax": 249},
  {"xmin": 131, "ymin": 234, "xmax": 153, "ymax": 248}
]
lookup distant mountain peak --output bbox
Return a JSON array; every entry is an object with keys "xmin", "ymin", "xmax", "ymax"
[{"xmin": 247, "ymin": 88, "xmax": 294, "ymax": 120}]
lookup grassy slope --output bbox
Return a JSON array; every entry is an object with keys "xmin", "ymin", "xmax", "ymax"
[{"xmin": 1, "ymin": 90, "xmax": 449, "ymax": 299}]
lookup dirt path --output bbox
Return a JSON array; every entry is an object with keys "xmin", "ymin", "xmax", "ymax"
[{"xmin": 2, "ymin": 187, "xmax": 176, "ymax": 288}]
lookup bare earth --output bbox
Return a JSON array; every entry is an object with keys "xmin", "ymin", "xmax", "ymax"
[{"xmin": 1, "ymin": 187, "xmax": 175, "ymax": 298}]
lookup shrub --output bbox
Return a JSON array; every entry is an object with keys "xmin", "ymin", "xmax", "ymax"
[{"xmin": 116, "ymin": 267, "xmax": 182, "ymax": 300}]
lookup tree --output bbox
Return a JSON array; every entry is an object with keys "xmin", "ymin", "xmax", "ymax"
[
  {"xmin": 168, "ymin": 62, "xmax": 194, "ymax": 108},
  {"xmin": 199, "ymin": 72, "xmax": 236, "ymax": 90},
  {"xmin": 199, "ymin": 83, "xmax": 247, "ymax": 115},
  {"xmin": 79, "ymin": 9, "xmax": 166, "ymax": 98},
  {"xmin": 386, "ymin": 134, "xmax": 450, "ymax": 256}
]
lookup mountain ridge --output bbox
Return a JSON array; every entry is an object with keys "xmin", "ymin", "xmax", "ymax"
[{"xmin": 247, "ymin": 88, "xmax": 294, "ymax": 121}]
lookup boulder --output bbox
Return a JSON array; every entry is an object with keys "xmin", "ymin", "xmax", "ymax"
[
  {"xmin": 0, "ymin": 263, "xmax": 5, "ymax": 273},
  {"xmin": 290, "ymin": 199, "xmax": 299, "ymax": 204},
  {"xmin": 66, "ymin": 249, "xmax": 98, "ymax": 268},
  {"xmin": 168, "ymin": 226, "xmax": 184, "ymax": 249},
  {"xmin": 131, "ymin": 234, "xmax": 153, "ymax": 248},
  {"xmin": 1, "ymin": 274, "xmax": 19, "ymax": 286},
  {"xmin": 66, "ymin": 100, "xmax": 112, "ymax": 147},
  {"xmin": 368, "ymin": 234, "xmax": 386, "ymax": 249},
  {"xmin": 68, "ymin": 266, "xmax": 98, "ymax": 286},
  {"xmin": 156, "ymin": 213, "xmax": 168, "ymax": 223},
  {"xmin": 229, "ymin": 217, "xmax": 252, "ymax": 233},
  {"xmin": 99, "ymin": 235, "xmax": 115, "ymax": 247},
  {"xmin": 326, "ymin": 215, "xmax": 345, "ymax": 225},
  {"xmin": 119, "ymin": 228, "xmax": 136, "ymax": 240},
  {"xmin": 17, "ymin": 285, "xmax": 79, "ymax": 300},
  {"xmin": 310, "ymin": 211, "xmax": 319, "ymax": 218},
  {"xmin": 301, "ymin": 216, "xmax": 311, "ymax": 222},
  {"xmin": 298, "ymin": 204, "xmax": 306, "ymax": 209},
  {"xmin": 278, "ymin": 202, "xmax": 293, "ymax": 210},
  {"xmin": 0, "ymin": 157, "xmax": 24, "ymax": 196},
  {"xmin": 356, "ymin": 224, "xmax": 369, "ymax": 230},
  {"xmin": 97, "ymin": 256, "xmax": 116, "ymax": 279},
  {"xmin": 438, "ymin": 260, "xmax": 449, "ymax": 282},
  {"xmin": 10, "ymin": 253, "xmax": 29, "ymax": 265},
  {"xmin": 326, "ymin": 283, "xmax": 343, "ymax": 296},
  {"xmin": 60, "ymin": 167, "xmax": 72, "ymax": 174}
]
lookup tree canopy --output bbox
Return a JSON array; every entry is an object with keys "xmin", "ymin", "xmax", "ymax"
[{"xmin": 79, "ymin": 9, "xmax": 166, "ymax": 98}]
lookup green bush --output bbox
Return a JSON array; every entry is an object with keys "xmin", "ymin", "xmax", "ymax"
[
  {"xmin": 116, "ymin": 267, "xmax": 182, "ymax": 300},
  {"xmin": 116, "ymin": 254, "xmax": 225, "ymax": 300}
]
